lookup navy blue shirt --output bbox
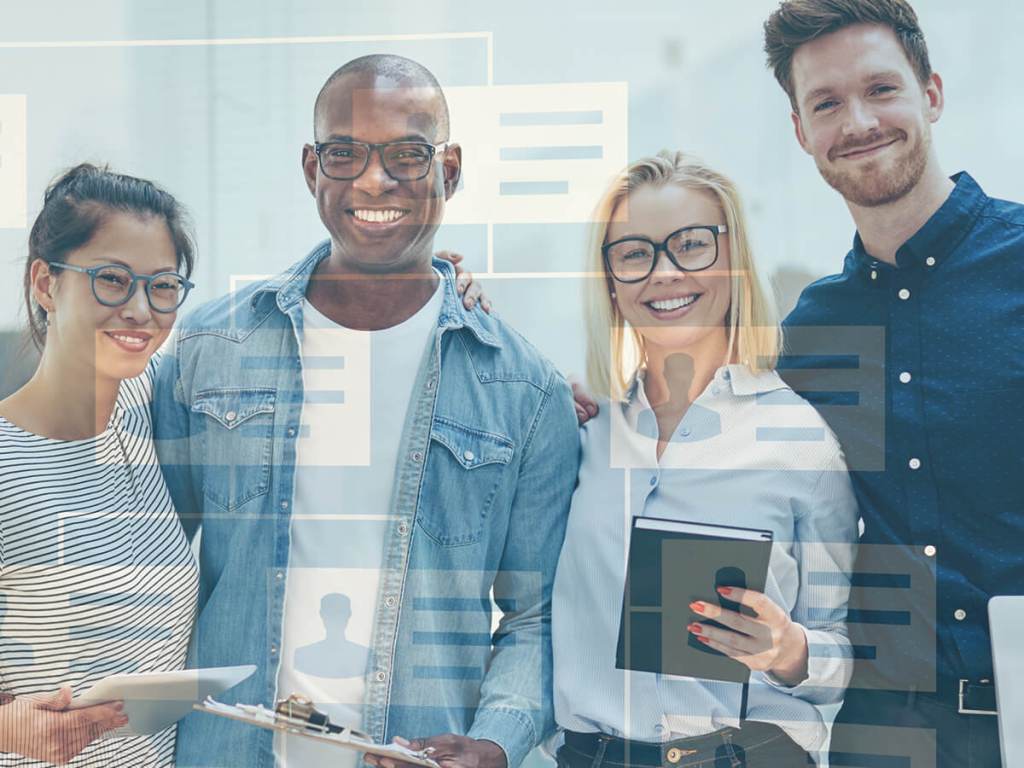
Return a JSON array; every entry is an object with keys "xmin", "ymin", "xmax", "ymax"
[{"xmin": 780, "ymin": 172, "xmax": 1024, "ymax": 692}]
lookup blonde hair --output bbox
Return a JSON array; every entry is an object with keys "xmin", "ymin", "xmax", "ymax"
[{"xmin": 584, "ymin": 150, "xmax": 780, "ymax": 401}]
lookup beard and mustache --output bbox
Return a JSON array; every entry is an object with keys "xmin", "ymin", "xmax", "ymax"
[{"xmin": 816, "ymin": 125, "xmax": 931, "ymax": 208}]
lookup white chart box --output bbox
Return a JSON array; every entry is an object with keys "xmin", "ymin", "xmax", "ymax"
[
  {"xmin": 0, "ymin": 95, "xmax": 27, "ymax": 229},
  {"xmin": 446, "ymin": 82, "xmax": 628, "ymax": 225}
]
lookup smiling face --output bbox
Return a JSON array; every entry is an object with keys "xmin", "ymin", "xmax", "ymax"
[
  {"xmin": 790, "ymin": 23, "xmax": 943, "ymax": 208},
  {"xmin": 607, "ymin": 184, "xmax": 732, "ymax": 361},
  {"xmin": 34, "ymin": 211, "xmax": 179, "ymax": 383},
  {"xmin": 302, "ymin": 72, "xmax": 461, "ymax": 274}
]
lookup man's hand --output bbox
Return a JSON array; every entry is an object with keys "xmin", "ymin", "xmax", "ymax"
[
  {"xmin": 570, "ymin": 380, "xmax": 599, "ymax": 425},
  {"xmin": 0, "ymin": 687, "xmax": 128, "ymax": 765},
  {"xmin": 434, "ymin": 251, "xmax": 492, "ymax": 313},
  {"xmin": 366, "ymin": 734, "xmax": 507, "ymax": 768}
]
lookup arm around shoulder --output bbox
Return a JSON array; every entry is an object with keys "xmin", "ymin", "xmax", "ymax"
[
  {"xmin": 152, "ymin": 332, "xmax": 202, "ymax": 542},
  {"xmin": 467, "ymin": 371, "xmax": 580, "ymax": 767}
]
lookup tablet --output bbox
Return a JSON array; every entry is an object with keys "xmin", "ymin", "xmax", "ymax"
[{"xmin": 70, "ymin": 665, "xmax": 256, "ymax": 737}]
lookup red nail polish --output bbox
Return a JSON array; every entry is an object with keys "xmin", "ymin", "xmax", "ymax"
[
  {"xmin": 690, "ymin": 601, "xmax": 705, "ymax": 614},
  {"xmin": 717, "ymin": 586, "xmax": 732, "ymax": 596},
  {"xmin": 698, "ymin": 636, "xmax": 710, "ymax": 644},
  {"xmin": 689, "ymin": 623, "xmax": 702, "ymax": 635}
]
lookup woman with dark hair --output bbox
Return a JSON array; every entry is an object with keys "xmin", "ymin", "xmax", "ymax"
[{"xmin": 0, "ymin": 164, "xmax": 199, "ymax": 766}]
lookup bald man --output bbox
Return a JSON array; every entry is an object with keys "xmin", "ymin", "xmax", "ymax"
[{"xmin": 154, "ymin": 55, "xmax": 580, "ymax": 768}]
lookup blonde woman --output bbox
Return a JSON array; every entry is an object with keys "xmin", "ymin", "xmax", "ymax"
[{"xmin": 551, "ymin": 151, "xmax": 858, "ymax": 767}]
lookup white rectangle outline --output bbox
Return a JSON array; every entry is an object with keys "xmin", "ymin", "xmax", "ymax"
[{"xmin": 2, "ymin": 33, "xmax": 625, "ymax": 278}]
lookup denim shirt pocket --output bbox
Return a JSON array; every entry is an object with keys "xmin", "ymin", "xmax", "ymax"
[
  {"xmin": 191, "ymin": 387, "xmax": 277, "ymax": 512},
  {"xmin": 417, "ymin": 417, "xmax": 515, "ymax": 546}
]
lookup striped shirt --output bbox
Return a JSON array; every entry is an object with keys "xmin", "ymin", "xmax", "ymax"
[{"xmin": 0, "ymin": 364, "xmax": 198, "ymax": 767}]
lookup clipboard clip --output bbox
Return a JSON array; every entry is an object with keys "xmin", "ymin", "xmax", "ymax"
[{"xmin": 273, "ymin": 694, "xmax": 375, "ymax": 741}]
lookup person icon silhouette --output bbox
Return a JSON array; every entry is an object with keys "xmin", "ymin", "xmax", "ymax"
[
  {"xmin": 294, "ymin": 593, "xmax": 371, "ymax": 679},
  {"xmin": 636, "ymin": 353, "xmax": 722, "ymax": 443}
]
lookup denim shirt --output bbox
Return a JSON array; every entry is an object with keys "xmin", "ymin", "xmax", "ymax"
[{"xmin": 152, "ymin": 242, "xmax": 580, "ymax": 768}]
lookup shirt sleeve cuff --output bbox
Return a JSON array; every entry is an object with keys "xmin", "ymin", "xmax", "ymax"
[
  {"xmin": 761, "ymin": 624, "xmax": 851, "ymax": 703},
  {"xmin": 467, "ymin": 707, "xmax": 538, "ymax": 768}
]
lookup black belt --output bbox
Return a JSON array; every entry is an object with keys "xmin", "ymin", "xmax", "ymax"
[
  {"xmin": 958, "ymin": 678, "xmax": 997, "ymax": 715},
  {"xmin": 562, "ymin": 724, "xmax": 809, "ymax": 767}
]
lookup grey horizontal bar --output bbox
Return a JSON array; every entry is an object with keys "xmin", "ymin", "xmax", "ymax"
[
  {"xmin": 499, "ymin": 181, "xmax": 569, "ymax": 196},
  {"xmin": 500, "ymin": 110, "xmax": 603, "ymax": 126},
  {"xmin": 500, "ymin": 145, "xmax": 603, "ymax": 161}
]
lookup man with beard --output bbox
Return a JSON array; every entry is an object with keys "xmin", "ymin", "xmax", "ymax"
[
  {"xmin": 762, "ymin": 1, "xmax": 1024, "ymax": 765},
  {"xmin": 154, "ymin": 54, "xmax": 579, "ymax": 768}
]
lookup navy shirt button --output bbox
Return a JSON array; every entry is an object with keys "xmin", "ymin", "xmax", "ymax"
[
  {"xmin": 898, "ymin": 288, "xmax": 911, "ymax": 300},
  {"xmin": 899, "ymin": 372, "xmax": 912, "ymax": 384}
]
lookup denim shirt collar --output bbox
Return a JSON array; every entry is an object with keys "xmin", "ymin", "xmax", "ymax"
[
  {"xmin": 850, "ymin": 171, "xmax": 989, "ymax": 274},
  {"xmin": 247, "ymin": 240, "xmax": 501, "ymax": 349}
]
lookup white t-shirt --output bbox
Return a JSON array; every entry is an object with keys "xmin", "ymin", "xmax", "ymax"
[{"xmin": 274, "ymin": 279, "xmax": 443, "ymax": 768}]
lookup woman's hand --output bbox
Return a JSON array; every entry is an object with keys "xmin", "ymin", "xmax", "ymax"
[
  {"xmin": 0, "ymin": 687, "xmax": 128, "ymax": 765},
  {"xmin": 688, "ymin": 587, "xmax": 809, "ymax": 686},
  {"xmin": 434, "ymin": 251, "xmax": 492, "ymax": 313}
]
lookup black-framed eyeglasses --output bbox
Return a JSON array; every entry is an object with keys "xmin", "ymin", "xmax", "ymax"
[
  {"xmin": 46, "ymin": 261, "xmax": 195, "ymax": 313},
  {"xmin": 602, "ymin": 224, "xmax": 728, "ymax": 284},
  {"xmin": 313, "ymin": 140, "xmax": 448, "ymax": 181}
]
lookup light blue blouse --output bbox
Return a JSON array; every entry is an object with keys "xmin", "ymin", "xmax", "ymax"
[{"xmin": 552, "ymin": 364, "xmax": 859, "ymax": 754}]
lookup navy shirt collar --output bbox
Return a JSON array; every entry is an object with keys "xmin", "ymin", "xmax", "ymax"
[{"xmin": 850, "ymin": 171, "xmax": 989, "ymax": 273}]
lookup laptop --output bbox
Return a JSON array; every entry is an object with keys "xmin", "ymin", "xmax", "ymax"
[{"xmin": 989, "ymin": 596, "xmax": 1024, "ymax": 767}]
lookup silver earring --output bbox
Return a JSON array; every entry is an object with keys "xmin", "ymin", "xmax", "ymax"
[{"xmin": 610, "ymin": 291, "xmax": 617, "ymax": 299}]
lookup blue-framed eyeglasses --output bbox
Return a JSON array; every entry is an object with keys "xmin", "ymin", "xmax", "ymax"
[{"xmin": 47, "ymin": 261, "xmax": 195, "ymax": 313}]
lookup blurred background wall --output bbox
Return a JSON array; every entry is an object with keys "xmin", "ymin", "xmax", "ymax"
[{"xmin": 3, "ymin": 1, "xmax": 1023, "ymax": 397}]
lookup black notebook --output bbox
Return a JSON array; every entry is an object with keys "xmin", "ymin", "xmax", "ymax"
[{"xmin": 616, "ymin": 516, "xmax": 773, "ymax": 684}]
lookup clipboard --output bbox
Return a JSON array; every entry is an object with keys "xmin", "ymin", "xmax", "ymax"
[{"xmin": 194, "ymin": 694, "xmax": 440, "ymax": 768}]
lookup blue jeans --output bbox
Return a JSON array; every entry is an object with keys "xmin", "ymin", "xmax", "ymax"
[{"xmin": 829, "ymin": 685, "xmax": 1001, "ymax": 768}]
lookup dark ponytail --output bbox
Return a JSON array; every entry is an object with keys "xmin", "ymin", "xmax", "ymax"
[{"xmin": 23, "ymin": 163, "xmax": 196, "ymax": 349}]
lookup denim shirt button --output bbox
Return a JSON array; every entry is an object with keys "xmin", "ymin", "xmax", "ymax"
[
  {"xmin": 375, "ymin": 671, "xmax": 387, "ymax": 682},
  {"xmin": 426, "ymin": 377, "xmax": 437, "ymax": 391},
  {"xmin": 397, "ymin": 522, "xmax": 409, "ymax": 536},
  {"xmin": 275, "ymin": 571, "xmax": 284, "ymax": 580},
  {"xmin": 224, "ymin": 410, "xmax": 237, "ymax": 423},
  {"xmin": 287, "ymin": 427, "xmax": 296, "ymax": 438},
  {"xmin": 412, "ymin": 451, "xmax": 424, "ymax": 463},
  {"xmin": 384, "ymin": 595, "xmax": 397, "ymax": 608},
  {"xmin": 270, "ymin": 645, "xmax": 278, "ymax": 656},
  {"xmin": 463, "ymin": 450, "xmax": 475, "ymax": 462},
  {"xmin": 280, "ymin": 500, "xmax": 289, "ymax": 511}
]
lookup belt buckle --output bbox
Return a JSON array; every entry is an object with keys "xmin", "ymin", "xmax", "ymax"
[{"xmin": 958, "ymin": 678, "xmax": 997, "ymax": 716}]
